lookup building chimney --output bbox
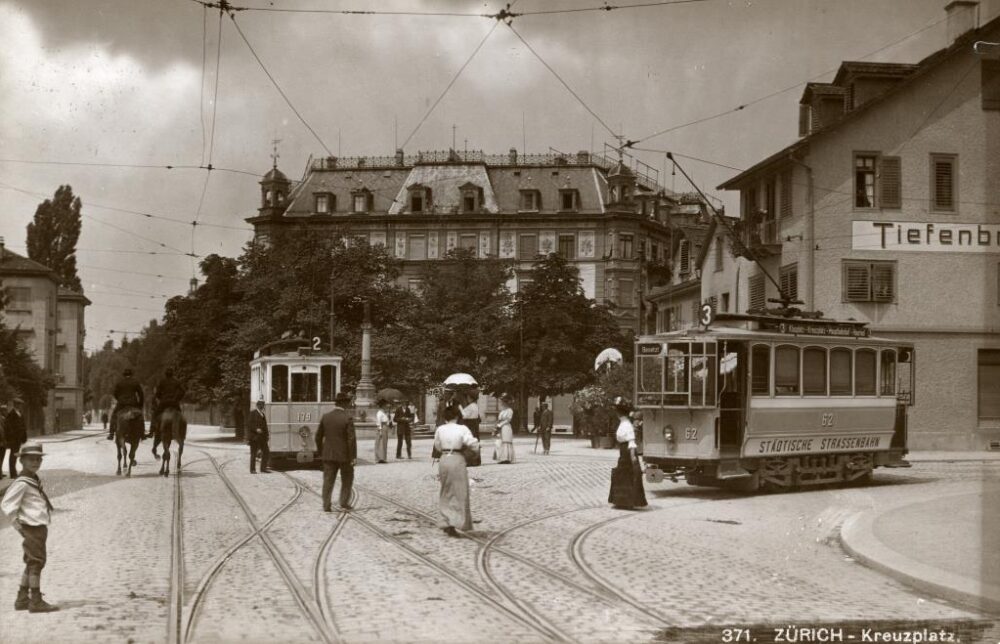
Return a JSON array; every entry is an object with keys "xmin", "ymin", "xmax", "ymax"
[
  {"xmin": 577, "ymin": 150, "xmax": 590, "ymax": 164},
  {"xmin": 509, "ymin": 148, "xmax": 518, "ymax": 164},
  {"xmin": 325, "ymin": 156, "xmax": 337, "ymax": 169},
  {"xmin": 946, "ymin": 1, "xmax": 979, "ymax": 44},
  {"xmin": 189, "ymin": 277, "xmax": 198, "ymax": 294},
  {"xmin": 395, "ymin": 148, "xmax": 404, "ymax": 166}
]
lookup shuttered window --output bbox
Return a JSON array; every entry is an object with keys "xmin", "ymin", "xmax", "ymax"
[
  {"xmin": 843, "ymin": 260, "xmax": 896, "ymax": 303},
  {"xmin": 749, "ymin": 273, "xmax": 765, "ymax": 311},
  {"xmin": 879, "ymin": 156, "xmax": 901, "ymax": 209},
  {"xmin": 780, "ymin": 169, "xmax": 793, "ymax": 218},
  {"xmin": 798, "ymin": 104, "xmax": 810, "ymax": 136},
  {"xmin": 979, "ymin": 349, "xmax": 1000, "ymax": 420},
  {"xmin": 679, "ymin": 239, "xmax": 690, "ymax": 274},
  {"xmin": 983, "ymin": 60, "xmax": 1000, "ymax": 111},
  {"xmin": 931, "ymin": 154, "xmax": 956, "ymax": 212},
  {"xmin": 779, "ymin": 263, "xmax": 798, "ymax": 302}
]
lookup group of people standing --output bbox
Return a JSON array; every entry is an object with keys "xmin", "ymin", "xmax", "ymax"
[{"xmin": 372, "ymin": 399, "xmax": 419, "ymax": 463}]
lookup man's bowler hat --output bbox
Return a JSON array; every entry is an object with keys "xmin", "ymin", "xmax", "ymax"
[
  {"xmin": 255, "ymin": 399, "xmax": 266, "ymax": 407},
  {"xmin": 335, "ymin": 392, "xmax": 352, "ymax": 405},
  {"xmin": 17, "ymin": 442, "xmax": 45, "ymax": 459}
]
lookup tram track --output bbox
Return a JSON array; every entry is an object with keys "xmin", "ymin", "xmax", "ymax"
[
  {"xmin": 204, "ymin": 453, "xmax": 341, "ymax": 644},
  {"xmin": 282, "ymin": 472, "xmax": 562, "ymax": 642}
]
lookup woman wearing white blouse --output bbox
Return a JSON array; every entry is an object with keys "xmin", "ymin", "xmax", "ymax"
[
  {"xmin": 608, "ymin": 397, "xmax": 647, "ymax": 509},
  {"xmin": 433, "ymin": 406, "xmax": 479, "ymax": 536},
  {"xmin": 495, "ymin": 395, "xmax": 515, "ymax": 464},
  {"xmin": 374, "ymin": 399, "xmax": 390, "ymax": 463}
]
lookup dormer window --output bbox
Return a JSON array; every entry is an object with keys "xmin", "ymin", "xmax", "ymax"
[
  {"xmin": 407, "ymin": 183, "xmax": 432, "ymax": 213},
  {"xmin": 519, "ymin": 189, "xmax": 541, "ymax": 212},
  {"xmin": 351, "ymin": 188, "xmax": 373, "ymax": 213},
  {"xmin": 459, "ymin": 182, "xmax": 482, "ymax": 213},
  {"xmin": 559, "ymin": 189, "xmax": 579, "ymax": 212},
  {"xmin": 314, "ymin": 193, "xmax": 335, "ymax": 214}
]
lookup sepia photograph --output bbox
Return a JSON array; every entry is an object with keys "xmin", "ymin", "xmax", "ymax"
[{"xmin": 0, "ymin": 0, "xmax": 998, "ymax": 642}]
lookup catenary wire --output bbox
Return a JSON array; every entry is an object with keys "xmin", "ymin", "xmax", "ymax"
[
  {"xmin": 206, "ymin": 8, "xmax": 224, "ymax": 169},
  {"xmin": 516, "ymin": 0, "xmax": 707, "ymax": 16},
  {"xmin": 0, "ymin": 158, "xmax": 261, "ymax": 177},
  {"xmin": 201, "ymin": 5, "xmax": 209, "ymax": 167}
]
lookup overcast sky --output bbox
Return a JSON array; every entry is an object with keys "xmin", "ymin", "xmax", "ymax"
[{"xmin": 1, "ymin": 0, "xmax": 996, "ymax": 351}]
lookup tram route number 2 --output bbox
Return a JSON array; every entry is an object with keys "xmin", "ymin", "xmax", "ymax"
[
  {"xmin": 297, "ymin": 412, "xmax": 313, "ymax": 422},
  {"xmin": 820, "ymin": 413, "xmax": 835, "ymax": 427}
]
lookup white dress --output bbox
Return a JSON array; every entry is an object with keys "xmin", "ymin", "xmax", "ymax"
[
  {"xmin": 374, "ymin": 408, "xmax": 390, "ymax": 462},
  {"xmin": 496, "ymin": 407, "xmax": 515, "ymax": 463},
  {"xmin": 433, "ymin": 422, "xmax": 479, "ymax": 530}
]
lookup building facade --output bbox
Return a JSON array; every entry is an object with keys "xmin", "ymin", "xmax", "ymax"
[
  {"xmin": 0, "ymin": 240, "xmax": 90, "ymax": 434},
  {"xmin": 713, "ymin": 1, "xmax": 1000, "ymax": 449}
]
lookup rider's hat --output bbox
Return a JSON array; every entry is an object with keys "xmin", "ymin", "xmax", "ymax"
[
  {"xmin": 16, "ymin": 442, "xmax": 45, "ymax": 459},
  {"xmin": 255, "ymin": 398, "xmax": 265, "ymax": 407}
]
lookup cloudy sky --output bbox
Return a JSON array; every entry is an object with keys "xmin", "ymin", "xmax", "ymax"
[{"xmin": 1, "ymin": 0, "xmax": 996, "ymax": 351}]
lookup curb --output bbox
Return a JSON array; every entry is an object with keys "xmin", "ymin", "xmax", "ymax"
[{"xmin": 840, "ymin": 493, "xmax": 1000, "ymax": 615}]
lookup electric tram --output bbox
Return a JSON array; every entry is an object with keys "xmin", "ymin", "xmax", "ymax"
[
  {"xmin": 638, "ymin": 306, "xmax": 914, "ymax": 491},
  {"xmin": 249, "ymin": 338, "xmax": 342, "ymax": 464}
]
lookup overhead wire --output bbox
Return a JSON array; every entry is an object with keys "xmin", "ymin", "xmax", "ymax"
[
  {"xmin": 0, "ymin": 158, "xmax": 259, "ymax": 177},
  {"xmin": 201, "ymin": 5, "xmax": 209, "ymax": 167},
  {"xmin": 515, "ymin": 0, "xmax": 707, "ymax": 17}
]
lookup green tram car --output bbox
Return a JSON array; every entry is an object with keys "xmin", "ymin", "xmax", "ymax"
[{"xmin": 637, "ymin": 312, "xmax": 914, "ymax": 491}]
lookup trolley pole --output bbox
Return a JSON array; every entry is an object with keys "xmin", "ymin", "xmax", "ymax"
[{"xmin": 329, "ymin": 274, "xmax": 336, "ymax": 353}]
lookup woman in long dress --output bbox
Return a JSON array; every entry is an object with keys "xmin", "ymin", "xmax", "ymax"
[
  {"xmin": 608, "ymin": 397, "xmax": 648, "ymax": 509},
  {"xmin": 459, "ymin": 389, "xmax": 482, "ymax": 467},
  {"xmin": 374, "ymin": 399, "xmax": 390, "ymax": 463},
  {"xmin": 433, "ymin": 405, "xmax": 479, "ymax": 536},
  {"xmin": 495, "ymin": 395, "xmax": 515, "ymax": 464}
]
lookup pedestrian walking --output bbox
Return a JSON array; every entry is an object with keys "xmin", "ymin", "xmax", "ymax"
[
  {"xmin": 247, "ymin": 399, "xmax": 271, "ymax": 474},
  {"xmin": 5, "ymin": 399, "xmax": 27, "ymax": 478},
  {"xmin": 608, "ymin": 397, "xmax": 647, "ymax": 510},
  {"xmin": 432, "ymin": 406, "xmax": 479, "ymax": 536},
  {"xmin": 458, "ymin": 389, "xmax": 482, "ymax": 467},
  {"xmin": 394, "ymin": 400, "xmax": 414, "ymax": 460},
  {"xmin": 315, "ymin": 393, "xmax": 357, "ymax": 512},
  {"xmin": 537, "ymin": 402, "xmax": 553, "ymax": 455},
  {"xmin": 1, "ymin": 442, "xmax": 59, "ymax": 612},
  {"xmin": 494, "ymin": 394, "xmax": 515, "ymax": 464},
  {"xmin": 100, "ymin": 410, "xmax": 109, "ymax": 431},
  {"xmin": 374, "ymin": 399, "xmax": 391, "ymax": 463}
]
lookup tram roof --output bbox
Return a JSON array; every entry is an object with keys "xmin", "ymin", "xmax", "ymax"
[
  {"xmin": 252, "ymin": 338, "xmax": 342, "ymax": 360},
  {"xmin": 637, "ymin": 313, "xmax": 911, "ymax": 346}
]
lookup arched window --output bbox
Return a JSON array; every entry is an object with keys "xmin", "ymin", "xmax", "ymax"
[
  {"xmin": 774, "ymin": 345, "xmax": 800, "ymax": 396},
  {"xmin": 855, "ymin": 349, "xmax": 877, "ymax": 395},
  {"xmin": 803, "ymin": 346, "xmax": 827, "ymax": 395},
  {"xmin": 830, "ymin": 348, "xmax": 853, "ymax": 395},
  {"xmin": 751, "ymin": 344, "xmax": 771, "ymax": 396}
]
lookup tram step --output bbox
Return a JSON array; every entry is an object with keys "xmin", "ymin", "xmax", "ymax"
[{"xmin": 716, "ymin": 460, "xmax": 751, "ymax": 480}]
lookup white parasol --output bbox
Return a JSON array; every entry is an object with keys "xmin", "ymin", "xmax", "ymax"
[
  {"xmin": 443, "ymin": 373, "xmax": 479, "ymax": 387},
  {"xmin": 594, "ymin": 348, "xmax": 624, "ymax": 371}
]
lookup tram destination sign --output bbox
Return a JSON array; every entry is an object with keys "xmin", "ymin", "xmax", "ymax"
[
  {"xmin": 759, "ymin": 321, "xmax": 869, "ymax": 337},
  {"xmin": 637, "ymin": 343, "xmax": 664, "ymax": 356},
  {"xmin": 746, "ymin": 434, "xmax": 889, "ymax": 456}
]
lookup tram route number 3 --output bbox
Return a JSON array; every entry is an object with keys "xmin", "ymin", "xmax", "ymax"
[
  {"xmin": 820, "ymin": 413, "xmax": 835, "ymax": 427},
  {"xmin": 297, "ymin": 412, "xmax": 313, "ymax": 422}
]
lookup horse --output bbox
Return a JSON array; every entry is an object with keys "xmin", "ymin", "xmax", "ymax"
[
  {"xmin": 115, "ymin": 407, "xmax": 144, "ymax": 476},
  {"xmin": 158, "ymin": 407, "xmax": 187, "ymax": 476}
]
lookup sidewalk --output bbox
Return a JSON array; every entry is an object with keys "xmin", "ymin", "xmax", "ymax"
[{"xmin": 841, "ymin": 481, "xmax": 1000, "ymax": 615}]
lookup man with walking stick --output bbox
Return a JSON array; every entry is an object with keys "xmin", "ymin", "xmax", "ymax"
[{"xmin": 536, "ymin": 402, "xmax": 553, "ymax": 455}]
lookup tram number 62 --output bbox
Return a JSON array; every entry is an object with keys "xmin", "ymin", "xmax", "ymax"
[
  {"xmin": 820, "ymin": 413, "xmax": 835, "ymax": 427},
  {"xmin": 684, "ymin": 427, "xmax": 698, "ymax": 440}
]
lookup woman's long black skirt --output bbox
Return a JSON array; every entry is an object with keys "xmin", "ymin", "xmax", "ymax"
[{"xmin": 609, "ymin": 443, "xmax": 648, "ymax": 509}]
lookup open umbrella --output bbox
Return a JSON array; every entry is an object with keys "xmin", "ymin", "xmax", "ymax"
[
  {"xmin": 594, "ymin": 348, "xmax": 624, "ymax": 371},
  {"xmin": 443, "ymin": 373, "xmax": 478, "ymax": 387},
  {"xmin": 376, "ymin": 388, "xmax": 404, "ymax": 402}
]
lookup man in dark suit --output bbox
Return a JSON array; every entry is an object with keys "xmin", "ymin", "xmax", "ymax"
[
  {"xmin": 5, "ymin": 398, "xmax": 27, "ymax": 478},
  {"xmin": 315, "ymin": 392, "xmax": 357, "ymax": 512},
  {"xmin": 247, "ymin": 399, "xmax": 271, "ymax": 474},
  {"xmin": 393, "ymin": 400, "xmax": 414, "ymax": 460},
  {"xmin": 538, "ymin": 402, "xmax": 554, "ymax": 455}
]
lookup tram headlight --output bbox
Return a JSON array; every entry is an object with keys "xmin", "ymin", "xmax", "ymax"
[{"xmin": 663, "ymin": 424, "xmax": 675, "ymax": 443}]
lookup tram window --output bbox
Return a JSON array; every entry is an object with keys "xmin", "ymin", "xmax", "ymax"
[
  {"xmin": 637, "ymin": 356, "xmax": 664, "ymax": 406},
  {"xmin": 880, "ymin": 350, "xmax": 896, "ymax": 396},
  {"xmin": 751, "ymin": 344, "xmax": 771, "ymax": 396},
  {"xmin": 321, "ymin": 365, "xmax": 337, "ymax": 402},
  {"xmin": 774, "ymin": 345, "xmax": 801, "ymax": 396},
  {"xmin": 665, "ymin": 344, "xmax": 690, "ymax": 406},
  {"xmin": 291, "ymin": 372, "xmax": 319, "ymax": 403},
  {"xmin": 803, "ymin": 347, "xmax": 827, "ymax": 395},
  {"xmin": 855, "ymin": 349, "xmax": 877, "ymax": 395},
  {"xmin": 830, "ymin": 348, "xmax": 853, "ymax": 395},
  {"xmin": 271, "ymin": 365, "xmax": 289, "ymax": 403},
  {"xmin": 690, "ymin": 355, "xmax": 717, "ymax": 407}
]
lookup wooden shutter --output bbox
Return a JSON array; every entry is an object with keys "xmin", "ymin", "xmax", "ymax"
[
  {"xmin": 983, "ymin": 60, "xmax": 1000, "ymax": 111},
  {"xmin": 749, "ymin": 274, "xmax": 765, "ymax": 311},
  {"xmin": 780, "ymin": 169, "xmax": 793, "ymax": 218},
  {"xmin": 679, "ymin": 239, "xmax": 690, "ymax": 274},
  {"xmin": 933, "ymin": 157, "xmax": 955, "ymax": 211},
  {"xmin": 879, "ymin": 156, "xmax": 901, "ymax": 209},
  {"xmin": 780, "ymin": 264, "xmax": 798, "ymax": 302},
  {"xmin": 844, "ymin": 262, "xmax": 871, "ymax": 302},
  {"xmin": 798, "ymin": 104, "xmax": 810, "ymax": 136},
  {"xmin": 871, "ymin": 263, "xmax": 895, "ymax": 302}
]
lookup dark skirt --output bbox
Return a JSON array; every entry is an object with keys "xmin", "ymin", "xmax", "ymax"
[{"xmin": 609, "ymin": 443, "xmax": 648, "ymax": 509}]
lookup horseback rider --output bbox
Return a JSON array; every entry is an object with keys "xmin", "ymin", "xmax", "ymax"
[
  {"xmin": 151, "ymin": 369, "xmax": 185, "ymax": 449},
  {"xmin": 109, "ymin": 368, "xmax": 145, "ymax": 441}
]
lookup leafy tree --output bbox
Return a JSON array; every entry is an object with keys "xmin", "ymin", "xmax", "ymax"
[
  {"xmin": 27, "ymin": 185, "xmax": 83, "ymax": 292},
  {"xmin": 382, "ymin": 248, "xmax": 515, "ymax": 394},
  {"xmin": 497, "ymin": 253, "xmax": 628, "ymax": 401}
]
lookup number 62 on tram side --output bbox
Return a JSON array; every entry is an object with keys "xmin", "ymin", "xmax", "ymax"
[
  {"xmin": 637, "ymin": 312, "xmax": 914, "ymax": 491},
  {"xmin": 249, "ymin": 338, "xmax": 343, "ymax": 466}
]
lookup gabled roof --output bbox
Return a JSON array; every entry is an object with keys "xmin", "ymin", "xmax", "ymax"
[
  {"xmin": 58, "ymin": 287, "xmax": 91, "ymax": 305},
  {"xmin": 718, "ymin": 13, "xmax": 1000, "ymax": 190},
  {"xmin": 800, "ymin": 82, "xmax": 846, "ymax": 104},
  {"xmin": 0, "ymin": 248, "xmax": 57, "ymax": 278},
  {"xmin": 832, "ymin": 61, "xmax": 919, "ymax": 86}
]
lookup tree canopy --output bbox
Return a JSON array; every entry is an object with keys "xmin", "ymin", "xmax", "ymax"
[{"xmin": 27, "ymin": 185, "xmax": 83, "ymax": 292}]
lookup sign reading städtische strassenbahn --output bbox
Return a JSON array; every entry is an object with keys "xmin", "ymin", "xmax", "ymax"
[{"xmin": 852, "ymin": 220, "xmax": 1000, "ymax": 253}]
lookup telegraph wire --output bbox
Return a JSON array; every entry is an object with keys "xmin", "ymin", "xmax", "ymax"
[
  {"xmin": 399, "ymin": 21, "xmax": 501, "ymax": 150},
  {"xmin": 506, "ymin": 22, "xmax": 619, "ymax": 140},
  {"xmin": 78, "ymin": 263, "xmax": 192, "ymax": 282},
  {"xmin": 0, "ymin": 158, "xmax": 261, "ymax": 177},
  {"xmin": 227, "ymin": 10, "xmax": 335, "ymax": 157},
  {"xmin": 630, "ymin": 12, "xmax": 952, "ymax": 146},
  {"xmin": 514, "ymin": 0, "xmax": 707, "ymax": 17}
]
